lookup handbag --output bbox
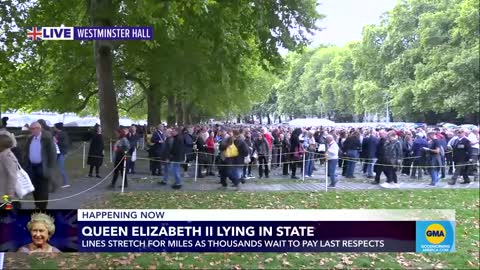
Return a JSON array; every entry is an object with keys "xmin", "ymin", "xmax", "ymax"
[
  {"xmin": 131, "ymin": 148, "xmax": 137, "ymax": 162},
  {"xmin": 244, "ymin": 155, "xmax": 251, "ymax": 164},
  {"xmin": 15, "ymin": 164, "xmax": 35, "ymax": 199}
]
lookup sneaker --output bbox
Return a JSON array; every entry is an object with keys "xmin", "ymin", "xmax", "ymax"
[
  {"xmin": 172, "ymin": 184, "xmax": 182, "ymax": 189},
  {"xmin": 61, "ymin": 185, "xmax": 70, "ymax": 188}
]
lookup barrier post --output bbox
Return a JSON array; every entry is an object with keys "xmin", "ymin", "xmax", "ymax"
[
  {"xmin": 194, "ymin": 152, "xmax": 199, "ymax": 182},
  {"xmin": 82, "ymin": 142, "xmax": 86, "ymax": 169},
  {"xmin": 325, "ymin": 156, "xmax": 328, "ymax": 192},
  {"xmin": 121, "ymin": 155, "xmax": 127, "ymax": 193},
  {"xmin": 302, "ymin": 152, "xmax": 306, "ymax": 181}
]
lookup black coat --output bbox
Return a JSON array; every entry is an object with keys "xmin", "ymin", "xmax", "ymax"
[
  {"xmin": 452, "ymin": 137, "xmax": 471, "ymax": 162},
  {"xmin": 169, "ymin": 134, "xmax": 186, "ymax": 162},
  {"xmin": 87, "ymin": 133, "xmax": 104, "ymax": 167}
]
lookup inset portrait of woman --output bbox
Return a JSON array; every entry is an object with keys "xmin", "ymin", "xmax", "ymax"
[{"xmin": 17, "ymin": 213, "xmax": 61, "ymax": 253}]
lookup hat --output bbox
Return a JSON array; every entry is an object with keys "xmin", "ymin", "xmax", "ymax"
[
  {"xmin": 1, "ymin": 117, "xmax": 8, "ymax": 126},
  {"xmin": 54, "ymin": 122, "xmax": 64, "ymax": 130}
]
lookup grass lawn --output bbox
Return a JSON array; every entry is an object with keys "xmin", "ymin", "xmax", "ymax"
[{"xmin": 5, "ymin": 189, "xmax": 479, "ymax": 269}]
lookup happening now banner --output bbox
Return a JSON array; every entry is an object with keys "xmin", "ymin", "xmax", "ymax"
[{"xmin": 0, "ymin": 209, "xmax": 455, "ymax": 253}]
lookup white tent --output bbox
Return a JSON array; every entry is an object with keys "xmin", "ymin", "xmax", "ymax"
[
  {"xmin": 7, "ymin": 115, "xmax": 52, "ymax": 127},
  {"xmin": 288, "ymin": 118, "xmax": 335, "ymax": 127},
  {"xmin": 65, "ymin": 117, "xmax": 100, "ymax": 127}
]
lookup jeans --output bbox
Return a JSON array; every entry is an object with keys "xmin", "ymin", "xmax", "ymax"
[
  {"xmin": 429, "ymin": 168, "xmax": 440, "ymax": 185},
  {"xmin": 346, "ymin": 150, "xmax": 359, "ymax": 177},
  {"xmin": 328, "ymin": 159, "xmax": 338, "ymax": 186},
  {"xmin": 164, "ymin": 162, "xmax": 182, "ymax": 185},
  {"xmin": 305, "ymin": 152, "xmax": 315, "ymax": 177},
  {"xmin": 57, "ymin": 154, "xmax": 68, "ymax": 185},
  {"xmin": 366, "ymin": 158, "xmax": 377, "ymax": 177},
  {"xmin": 221, "ymin": 165, "xmax": 242, "ymax": 186}
]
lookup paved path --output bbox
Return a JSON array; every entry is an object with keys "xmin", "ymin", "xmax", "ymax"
[{"xmin": 17, "ymin": 148, "xmax": 480, "ymax": 209}]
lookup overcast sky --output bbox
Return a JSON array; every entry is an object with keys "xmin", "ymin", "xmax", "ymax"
[{"xmin": 309, "ymin": 0, "xmax": 398, "ymax": 46}]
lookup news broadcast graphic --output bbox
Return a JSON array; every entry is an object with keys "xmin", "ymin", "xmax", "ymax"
[
  {"xmin": 78, "ymin": 209, "xmax": 455, "ymax": 253},
  {"xmin": 416, "ymin": 221, "xmax": 455, "ymax": 252},
  {"xmin": 26, "ymin": 26, "xmax": 153, "ymax": 41},
  {"xmin": 0, "ymin": 210, "xmax": 78, "ymax": 253},
  {"xmin": 0, "ymin": 209, "xmax": 454, "ymax": 253}
]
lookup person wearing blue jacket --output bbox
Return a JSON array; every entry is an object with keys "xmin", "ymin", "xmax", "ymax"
[
  {"xmin": 363, "ymin": 131, "xmax": 379, "ymax": 178},
  {"xmin": 411, "ymin": 134, "xmax": 428, "ymax": 179}
]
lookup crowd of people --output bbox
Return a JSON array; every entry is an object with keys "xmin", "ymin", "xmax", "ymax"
[
  {"xmin": 0, "ymin": 115, "xmax": 479, "ymax": 209},
  {"xmin": 0, "ymin": 117, "xmax": 71, "ymax": 210},
  {"xmin": 100, "ymin": 123, "xmax": 479, "ymax": 189}
]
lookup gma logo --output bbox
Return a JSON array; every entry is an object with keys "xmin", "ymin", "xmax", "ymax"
[{"xmin": 425, "ymin": 224, "xmax": 446, "ymax": 244}]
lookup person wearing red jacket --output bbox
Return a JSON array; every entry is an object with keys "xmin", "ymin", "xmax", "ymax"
[{"xmin": 205, "ymin": 132, "xmax": 215, "ymax": 176}]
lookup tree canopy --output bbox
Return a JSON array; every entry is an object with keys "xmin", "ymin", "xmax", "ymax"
[
  {"xmin": 0, "ymin": 0, "xmax": 321, "ymax": 133},
  {"xmin": 276, "ymin": 0, "xmax": 479, "ymax": 124}
]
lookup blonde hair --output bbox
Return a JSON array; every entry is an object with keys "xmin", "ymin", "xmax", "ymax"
[{"xmin": 27, "ymin": 213, "xmax": 56, "ymax": 236}]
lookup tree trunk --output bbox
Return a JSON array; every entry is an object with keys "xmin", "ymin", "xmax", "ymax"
[
  {"xmin": 237, "ymin": 114, "xmax": 241, "ymax": 124},
  {"xmin": 176, "ymin": 97, "xmax": 184, "ymax": 126},
  {"xmin": 258, "ymin": 113, "xmax": 263, "ymax": 124},
  {"xmin": 278, "ymin": 115, "xmax": 282, "ymax": 123},
  {"xmin": 90, "ymin": 0, "xmax": 118, "ymax": 139},
  {"xmin": 167, "ymin": 95, "xmax": 176, "ymax": 126},
  {"xmin": 267, "ymin": 114, "xmax": 271, "ymax": 125},
  {"xmin": 147, "ymin": 84, "xmax": 161, "ymax": 127}
]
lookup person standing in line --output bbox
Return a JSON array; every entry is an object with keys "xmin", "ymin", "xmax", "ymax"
[
  {"xmin": 24, "ymin": 122, "xmax": 57, "ymax": 210},
  {"xmin": 159, "ymin": 128, "xmax": 185, "ymax": 189},
  {"xmin": 466, "ymin": 127, "xmax": 479, "ymax": 180},
  {"xmin": 401, "ymin": 132, "xmax": 414, "ymax": 176},
  {"xmin": 205, "ymin": 131, "xmax": 216, "ymax": 176},
  {"xmin": 110, "ymin": 128, "xmax": 130, "ymax": 189},
  {"xmin": 53, "ymin": 123, "xmax": 70, "ymax": 188},
  {"xmin": 218, "ymin": 130, "xmax": 249, "ymax": 188},
  {"xmin": 325, "ymin": 135, "xmax": 339, "ymax": 188},
  {"xmin": 254, "ymin": 133, "xmax": 270, "ymax": 179},
  {"xmin": 343, "ymin": 131, "xmax": 362, "ymax": 178},
  {"xmin": 425, "ymin": 131, "xmax": 442, "ymax": 186},
  {"xmin": 0, "ymin": 133, "xmax": 19, "ymax": 209},
  {"xmin": 449, "ymin": 129, "xmax": 472, "ymax": 185},
  {"xmin": 304, "ymin": 131, "xmax": 316, "ymax": 178},
  {"xmin": 243, "ymin": 131, "xmax": 255, "ymax": 179},
  {"xmin": 87, "ymin": 125, "xmax": 104, "ymax": 178},
  {"xmin": 281, "ymin": 132, "xmax": 291, "ymax": 176},
  {"xmin": 384, "ymin": 131, "xmax": 402, "ymax": 184},
  {"xmin": 150, "ymin": 124, "xmax": 165, "ymax": 176},
  {"xmin": 373, "ymin": 130, "xmax": 389, "ymax": 184},
  {"xmin": 289, "ymin": 128, "xmax": 303, "ymax": 179},
  {"xmin": 364, "ymin": 130, "xmax": 379, "ymax": 179},
  {"xmin": 411, "ymin": 134, "xmax": 428, "ymax": 179},
  {"xmin": 126, "ymin": 125, "xmax": 140, "ymax": 174}
]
